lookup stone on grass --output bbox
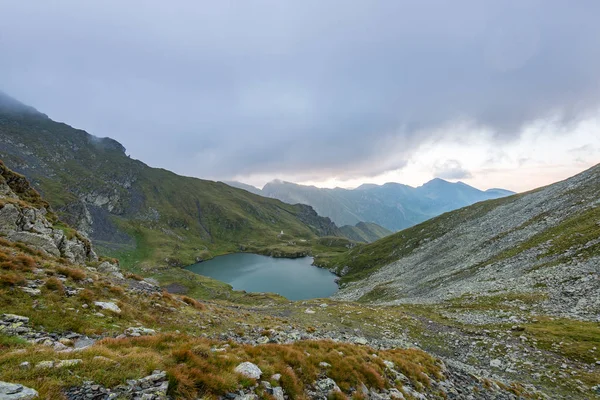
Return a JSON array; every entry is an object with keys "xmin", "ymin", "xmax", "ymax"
[
  {"xmin": 35, "ymin": 361, "xmax": 54, "ymax": 369},
  {"xmin": 234, "ymin": 362, "xmax": 262, "ymax": 379},
  {"xmin": 272, "ymin": 387, "xmax": 285, "ymax": 400},
  {"xmin": 315, "ymin": 378, "xmax": 340, "ymax": 394},
  {"xmin": 55, "ymin": 359, "xmax": 82, "ymax": 368},
  {"xmin": 125, "ymin": 327, "xmax": 156, "ymax": 337},
  {"xmin": 93, "ymin": 301, "xmax": 121, "ymax": 313},
  {"xmin": 0, "ymin": 381, "xmax": 38, "ymax": 399}
]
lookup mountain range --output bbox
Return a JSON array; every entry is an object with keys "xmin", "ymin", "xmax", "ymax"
[{"xmin": 226, "ymin": 179, "xmax": 514, "ymax": 231}]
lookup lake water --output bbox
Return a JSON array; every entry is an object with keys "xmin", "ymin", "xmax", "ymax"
[{"xmin": 185, "ymin": 253, "xmax": 338, "ymax": 300}]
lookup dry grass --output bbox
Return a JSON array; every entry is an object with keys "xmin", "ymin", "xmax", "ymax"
[
  {"xmin": 181, "ymin": 296, "xmax": 206, "ymax": 310},
  {"xmin": 126, "ymin": 272, "xmax": 144, "ymax": 281},
  {"xmin": 0, "ymin": 272, "xmax": 25, "ymax": 287},
  {"xmin": 57, "ymin": 266, "xmax": 86, "ymax": 281},
  {"xmin": 44, "ymin": 277, "xmax": 64, "ymax": 294}
]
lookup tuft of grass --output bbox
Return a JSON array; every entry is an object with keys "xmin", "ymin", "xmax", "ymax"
[
  {"xmin": 181, "ymin": 296, "xmax": 206, "ymax": 310},
  {"xmin": 57, "ymin": 266, "xmax": 86, "ymax": 281},
  {"xmin": 0, "ymin": 272, "xmax": 25, "ymax": 287},
  {"xmin": 44, "ymin": 277, "xmax": 64, "ymax": 294}
]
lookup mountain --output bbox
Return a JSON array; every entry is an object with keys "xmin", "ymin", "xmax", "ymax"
[
  {"xmin": 0, "ymin": 160, "xmax": 595, "ymax": 399},
  {"xmin": 339, "ymin": 221, "xmax": 393, "ymax": 243},
  {"xmin": 0, "ymin": 93, "xmax": 348, "ymax": 268},
  {"xmin": 0, "ymin": 160, "xmax": 552, "ymax": 399},
  {"xmin": 226, "ymin": 180, "xmax": 392, "ymax": 242},
  {"xmin": 231, "ymin": 178, "xmax": 514, "ymax": 232},
  {"xmin": 320, "ymin": 163, "xmax": 600, "ymax": 321},
  {"xmin": 223, "ymin": 180, "xmax": 263, "ymax": 196}
]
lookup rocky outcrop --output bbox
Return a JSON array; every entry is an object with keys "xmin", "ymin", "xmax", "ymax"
[
  {"xmin": 0, "ymin": 381, "xmax": 38, "ymax": 400},
  {"xmin": 64, "ymin": 370, "xmax": 169, "ymax": 400},
  {"xmin": 0, "ymin": 162, "xmax": 97, "ymax": 264}
]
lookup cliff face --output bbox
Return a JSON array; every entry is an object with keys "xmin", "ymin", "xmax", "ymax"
[{"xmin": 0, "ymin": 160, "xmax": 97, "ymax": 264}]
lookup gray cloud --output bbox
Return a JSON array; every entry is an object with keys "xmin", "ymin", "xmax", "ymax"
[
  {"xmin": 1, "ymin": 1, "xmax": 599, "ymax": 182},
  {"xmin": 434, "ymin": 160, "xmax": 473, "ymax": 180}
]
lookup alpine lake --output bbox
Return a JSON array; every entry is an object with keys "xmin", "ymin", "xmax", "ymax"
[{"xmin": 185, "ymin": 253, "xmax": 338, "ymax": 300}]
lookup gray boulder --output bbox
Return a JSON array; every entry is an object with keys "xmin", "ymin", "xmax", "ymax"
[
  {"xmin": 0, "ymin": 381, "xmax": 38, "ymax": 399},
  {"xmin": 234, "ymin": 362, "xmax": 262, "ymax": 379}
]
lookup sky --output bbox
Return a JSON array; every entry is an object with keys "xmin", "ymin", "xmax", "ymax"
[{"xmin": 1, "ymin": 1, "xmax": 599, "ymax": 193}]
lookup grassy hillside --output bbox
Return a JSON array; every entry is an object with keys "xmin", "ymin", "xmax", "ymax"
[
  {"xmin": 339, "ymin": 221, "xmax": 393, "ymax": 243},
  {"xmin": 0, "ymin": 94, "xmax": 346, "ymax": 268}
]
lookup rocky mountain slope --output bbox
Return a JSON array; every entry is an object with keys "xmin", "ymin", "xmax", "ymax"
[
  {"xmin": 228, "ymin": 178, "xmax": 514, "ymax": 232},
  {"xmin": 0, "ymin": 92, "xmax": 349, "ymax": 267},
  {"xmin": 327, "ymin": 163, "xmax": 600, "ymax": 321},
  {"xmin": 0, "ymin": 162, "xmax": 551, "ymax": 399}
]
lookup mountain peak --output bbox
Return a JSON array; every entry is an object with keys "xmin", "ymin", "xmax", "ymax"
[{"xmin": 0, "ymin": 90, "xmax": 45, "ymax": 116}]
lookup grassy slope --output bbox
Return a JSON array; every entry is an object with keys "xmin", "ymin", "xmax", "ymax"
[
  {"xmin": 339, "ymin": 222, "xmax": 393, "ymax": 243},
  {"xmin": 0, "ymin": 109, "xmax": 345, "ymax": 269}
]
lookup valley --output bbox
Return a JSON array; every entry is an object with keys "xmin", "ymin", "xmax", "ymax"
[{"xmin": 0, "ymin": 95, "xmax": 598, "ymax": 399}]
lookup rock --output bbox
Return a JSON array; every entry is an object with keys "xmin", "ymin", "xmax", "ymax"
[
  {"xmin": 319, "ymin": 361, "xmax": 332, "ymax": 368},
  {"xmin": 55, "ymin": 359, "xmax": 82, "ymax": 368},
  {"xmin": 257, "ymin": 336, "xmax": 269, "ymax": 344},
  {"xmin": 93, "ymin": 301, "xmax": 121, "ymax": 314},
  {"xmin": 315, "ymin": 378, "xmax": 340, "ymax": 394},
  {"xmin": 35, "ymin": 361, "xmax": 54, "ymax": 369},
  {"xmin": 490, "ymin": 359, "xmax": 502, "ymax": 368},
  {"xmin": 2, "ymin": 314, "xmax": 29, "ymax": 324},
  {"xmin": 389, "ymin": 388, "xmax": 405, "ymax": 399},
  {"xmin": 96, "ymin": 261, "xmax": 124, "ymax": 279},
  {"xmin": 19, "ymin": 287, "xmax": 40, "ymax": 296},
  {"xmin": 271, "ymin": 374, "xmax": 281, "ymax": 381},
  {"xmin": 383, "ymin": 360, "xmax": 395, "ymax": 369},
  {"xmin": 272, "ymin": 386, "xmax": 285, "ymax": 400},
  {"xmin": 304, "ymin": 308, "xmax": 316, "ymax": 314},
  {"xmin": 234, "ymin": 362, "xmax": 262, "ymax": 379},
  {"xmin": 124, "ymin": 327, "xmax": 156, "ymax": 337},
  {"xmin": 355, "ymin": 337, "xmax": 368, "ymax": 345},
  {"xmin": 73, "ymin": 337, "xmax": 96, "ymax": 350},
  {"xmin": 234, "ymin": 395, "xmax": 258, "ymax": 400},
  {"xmin": 19, "ymin": 362, "xmax": 30, "ymax": 370},
  {"xmin": 319, "ymin": 303, "xmax": 328, "ymax": 308},
  {"xmin": 0, "ymin": 381, "xmax": 38, "ymax": 399}
]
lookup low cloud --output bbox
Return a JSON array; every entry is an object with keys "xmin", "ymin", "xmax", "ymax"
[
  {"xmin": 1, "ymin": 1, "xmax": 599, "ymax": 182},
  {"xmin": 434, "ymin": 160, "xmax": 473, "ymax": 180}
]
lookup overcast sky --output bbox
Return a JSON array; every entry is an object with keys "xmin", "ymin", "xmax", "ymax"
[{"xmin": 1, "ymin": 0, "xmax": 599, "ymax": 192}]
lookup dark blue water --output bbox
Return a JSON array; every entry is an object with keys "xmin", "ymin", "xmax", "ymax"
[{"xmin": 185, "ymin": 253, "xmax": 338, "ymax": 300}]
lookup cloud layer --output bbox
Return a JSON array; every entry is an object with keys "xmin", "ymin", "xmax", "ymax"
[{"xmin": 1, "ymin": 1, "xmax": 599, "ymax": 183}]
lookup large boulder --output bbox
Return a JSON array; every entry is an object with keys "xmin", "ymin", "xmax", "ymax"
[
  {"xmin": 234, "ymin": 362, "xmax": 262, "ymax": 379},
  {"xmin": 0, "ymin": 381, "xmax": 38, "ymax": 399}
]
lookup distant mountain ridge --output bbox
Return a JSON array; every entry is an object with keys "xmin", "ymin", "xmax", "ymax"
[{"xmin": 226, "ymin": 178, "xmax": 514, "ymax": 231}]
